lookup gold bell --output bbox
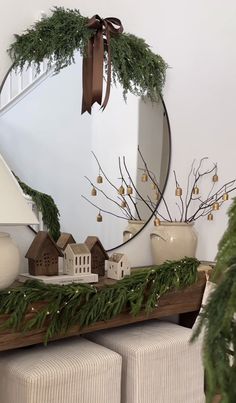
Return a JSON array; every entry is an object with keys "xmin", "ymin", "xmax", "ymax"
[
  {"xmin": 121, "ymin": 200, "xmax": 127, "ymax": 208},
  {"xmin": 154, "ymin": 217, "xmax": 161, "ymax": 226},
  {"xmin": 141, "ymin": 172, "xmax": 148, "ymax": 182},
  {"xmin": 154, "ymin": 191, "xmax": 160, "ymax": 201},
  {"xmin": 126, "ymin": 186, "xmax": 133, "ymax": 195},
  {"xmin": 97, "ymin": 212, "xmax": 103, "ymax": 222},
  {"xmin": 192, "ymin": 186, "xmax": 200, "ymax": 195},
  {"xmin": 97, "ymin": 175, "xmax": 103, "ymax": 184},
  {"xmin": 91, "ymin": 187, "xmax": 97, "ymax": 196},
  {"xmin": 212, "ymin": 174, "xmax": 219, "ymax": 182},
  {"xmin": 207, "ymin": 213, "xmax": 213, "ymax": 221},
  {"xmin": 212, "ymin": 202, "xmax": 220, "ymax": 211},
  {"xmin": 222, "ymin": 193, "xmax": 229, "ymax": 201},
  {"xmin": 152, "ymin": 183, "xmax": 157, "ymax": 190},
  {"xmin": 175, "ymin": 187, "xmax": 182, "ymax": 197},
  {"xmin": 118, "ymin": 185, "xmax": 125, "ymax": 195}
]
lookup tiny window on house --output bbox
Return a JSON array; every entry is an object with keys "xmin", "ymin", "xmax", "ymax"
[
  {"xmin": 65, "ymin": 253, "xmax": 66, "ymax": 259},
  {"xmin": 83, "ymin": 256, "xmax": 85, "ymax": 265},
  {"xmin": 75, "ymin": 257, "xmax": 78, "ymax": 265},
  {"xmin": 121, "ymin": 261, "xmax": 123, "ymax": 267},
  {"xmin": 87, "ymin": 256, "xmax": 89, "ymax": 264},
  {"xmin": 87, "ymin": 267, "xmax": 89, "ymax": 272},
  {"xmin": 79, "ymin": 257, "xmax": 81, "ymax": 265}
]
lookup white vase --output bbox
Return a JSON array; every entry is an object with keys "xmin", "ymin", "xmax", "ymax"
[
  {"xmin": 150, "ymin": 222, "xmax": 197, "ymax": 265},
  {"xmin": 123, "ymin": 220, "xmax": 145, "ymax": 242},
  {"xmin": 0, "ymin": 233, "xmax": 20, "ymax": 290}
]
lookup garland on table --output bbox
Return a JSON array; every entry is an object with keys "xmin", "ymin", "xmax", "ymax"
[
  {"xmin": 0, "ymin": 257, "xmax": 199, "ymax": 343},
  {"xmin": 8, "ymin": 7, "xmax": 167, "ymax": 103},
  {"xmin": 16, "ymin": 176, "xmax": 61, "ymax": 241}
]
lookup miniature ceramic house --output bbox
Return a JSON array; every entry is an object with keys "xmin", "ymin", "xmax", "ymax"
[
  {"xmin": 64, "ymin": 243, "xmax": 92, "ymax": 276},
  {"xmin": 105, "ymin": 253, "xmax": 131, "ymax": 280},
  {"xmin": 85, "ymin": 236, "xmax": 108, "ymax": 276},
  {"xmin": 56, "ymin": 233, "xmax": 76, "ymax": 251},
  {"xmin": 25, "ymin": 231, "xmax": 63, "ymax": 276}
]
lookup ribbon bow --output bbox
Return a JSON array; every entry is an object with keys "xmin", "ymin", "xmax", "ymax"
[{"xmin": 81, "ymin": 15, "xmax": 123, "ymax": 114}]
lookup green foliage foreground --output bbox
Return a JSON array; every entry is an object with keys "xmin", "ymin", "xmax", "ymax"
[
  {"xmin": 192, "ymin": 262, "xmax": 236, "ymax": 403},
  {"xmin": 192, "ymin": 198, "xmax": 236, "ymax": 403},
  {"xmin": 0, "ymin": 257, "xmax": 199, "ymax": 343}
]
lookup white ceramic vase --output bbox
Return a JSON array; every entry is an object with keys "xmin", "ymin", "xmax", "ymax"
[
  {"xmin": 150, "ymin": 222, "xmax": 197, "ymax": 265},
  {"xmin": 0, "ymin": 233, "xmax": 20, "ymax": 290},
  {"xmin": 123, "ymin": 220, "xmax": 145, "ymax": 242}
]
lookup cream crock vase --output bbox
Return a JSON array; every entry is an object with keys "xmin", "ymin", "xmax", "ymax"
[
  {"xmin": 150, "ymin": 222, "xmax": 197, "ymax": 265},
  {"xmin": 123, "ymin": 220, "xmax": 145, "ymax": 242},
  {"xmin": 0, "ymin": 233, "xmax": 20, "ymax": 290}
]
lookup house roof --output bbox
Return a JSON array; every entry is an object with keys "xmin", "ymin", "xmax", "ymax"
[
  {"xmin": 85, "ymin": 236, "xmax": 109, "ymax": 259},
  {"xmin": 57, "ymin": 233, "xmax": 76, "ymax": 250},
  {"xmin": 25, "ymin": 231, "xmax": 63, "ymax": 259},
  {"xmin": 68, "ymin": 243, "xmax": 90, "ymax": 255},
  {"xmin": 109, "ymin": 253, "xmax": 124, "ymax": 263}
]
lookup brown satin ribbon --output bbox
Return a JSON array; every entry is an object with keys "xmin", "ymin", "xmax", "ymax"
[{"xmin": 81, "ymin": 15, "xmax": 123, "ymax": 114}]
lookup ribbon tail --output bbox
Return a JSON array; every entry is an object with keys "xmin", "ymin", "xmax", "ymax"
[
  {"xmin": 81, "ymin": 39, "xmax": 93, "ymax": 114},
  {"xmin": 92, "ymin": 29, "xmax": 104, "ymax": 106},
  {"xmin": 101, "ymin": 30, "xmax": 112, "ymax": 111}
]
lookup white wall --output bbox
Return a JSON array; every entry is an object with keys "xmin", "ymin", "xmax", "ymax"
[{"xmin": 0, "ymin": 0, "xmax": 236, "ymax": 268}]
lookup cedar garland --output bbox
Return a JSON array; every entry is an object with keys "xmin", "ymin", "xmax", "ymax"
[
  {"xmin": 16, "ymin": 176, "xmax": 61, "ymax": 241},
  {"xmin": 192, "ymin": 198, "xmax": 236, "ymax": 403},
  {"xmin": 0, "ymin": 257, "xmax": 199, "ymax": 343},
  {"xmin": 8, "ymin": 7, "xmax": 167, "ymax": 102}
]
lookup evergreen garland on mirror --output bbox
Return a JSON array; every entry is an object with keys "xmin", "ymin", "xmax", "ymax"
[
  {"xmin": 0, "ymin": 257, "xmax": 199, "ymax": 343},
  {"xmin": 8, "ymin": 7, "xmax": 167, "ymax": 103}
]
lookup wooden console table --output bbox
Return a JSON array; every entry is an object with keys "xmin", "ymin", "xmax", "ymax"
[{"xmin": 0, "ymin": 267, "xmax": 211, "ymax": 352}]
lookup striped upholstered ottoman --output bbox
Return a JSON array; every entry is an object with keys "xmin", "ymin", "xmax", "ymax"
[
  {"xmin": 86, "ymin": 320, "xmax": 205, "ymax": 403},
  {"xmin": 0, "ymin": 337, "xmax": 121, "ymax": 403}
]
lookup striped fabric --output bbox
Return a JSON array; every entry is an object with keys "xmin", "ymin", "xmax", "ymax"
[
  {"xmin": 86, "ymin": 321, "xmax": 205, "ymax": 403},
  {"xmin": 0, "ymin": 337, "xmax": 122, "ymax": 403}
]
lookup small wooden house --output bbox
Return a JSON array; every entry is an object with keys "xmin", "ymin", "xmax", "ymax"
[
  {"xmin": 105, "ymin": 253, "xmax": 131, "ymax": 280},
  {"xmin": 64, "ymin": 243, "xmax": 91, "ymax": 276},
  {"xmin": 56, "ymin": 233, "xmax": 76, "ymax": 251},
  {"xmin": 25, "ymin": 231, "xmax": 63, "ymax": 276},
  {"xmin": 85, "ymin": 236, "xmax": 108, "ymax": 276}
]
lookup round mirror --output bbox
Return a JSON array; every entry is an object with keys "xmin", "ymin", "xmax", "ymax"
[{"xmin": 0, "ymin": 52, "xmax": 171, "ymax": 250}]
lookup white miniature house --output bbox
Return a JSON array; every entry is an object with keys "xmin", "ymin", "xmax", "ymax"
[
  {"xmin": 105, "ymin": 253, "xmax": 131, "ymax": 280},
  {"xmin": 64, "ymin": 243, "xmax": 98, "ymax": 283}
]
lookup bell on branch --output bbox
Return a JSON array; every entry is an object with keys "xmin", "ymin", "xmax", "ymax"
[
  {"xmin": 126, "ymin": 185, "xmax": 133, "ymax": 195},
  {"xmin": 91, "ymin": 187, "xmax": 97, "ymax": 196},
  {"xmin": 118, "ymin": 185, "xmax": 125, "ymax": 195},
  {"xmin": 121, "ymin": 200, "xmax": 127, "ymax": 208},
  {"xmin": 207, "ymin": 213, "xmax": 213, "ymax": 221},
  {"xmin": 175, "ymin": 187, "xmax": 182, "ymax": 196},
  {"xmin": 97, "ymin": 212, "xmax": 103, "ymax": 222},
  {"xmin": 212, "ymin": 202, "xmax": 220, "ymax": 211},
  {"xmin": 152, "ymin": 183, "xmax": 157, "ymax": 190},
  {"xmin": 212, "ymin": 174, "xmax": 219, "ymax": 182},
  {"xmin": 222, "ymin": 193, "xmax": 229, "ymax": 201},
  {"xmin": 154, "ymin": 217, "xmax": 161, "ymax": 226},
  {"xmin": 141, "ymin": 172, "xmax": 148, "ymax": 182},
  {"xmin": 154, "ymin": 191, "xmax": 160, "ymax": 201},
  {"xmin": 192, "ymin": 186, "xmax": 200, "ymax": 195},
  {"xmin": 97, "ymin": 175, "xmax": 103, "ymax": 184}
]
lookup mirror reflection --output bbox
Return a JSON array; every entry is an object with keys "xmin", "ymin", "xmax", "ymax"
[{"xmin": 0, "ymin": 52, "xmax": 171, "ymax": 250}]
